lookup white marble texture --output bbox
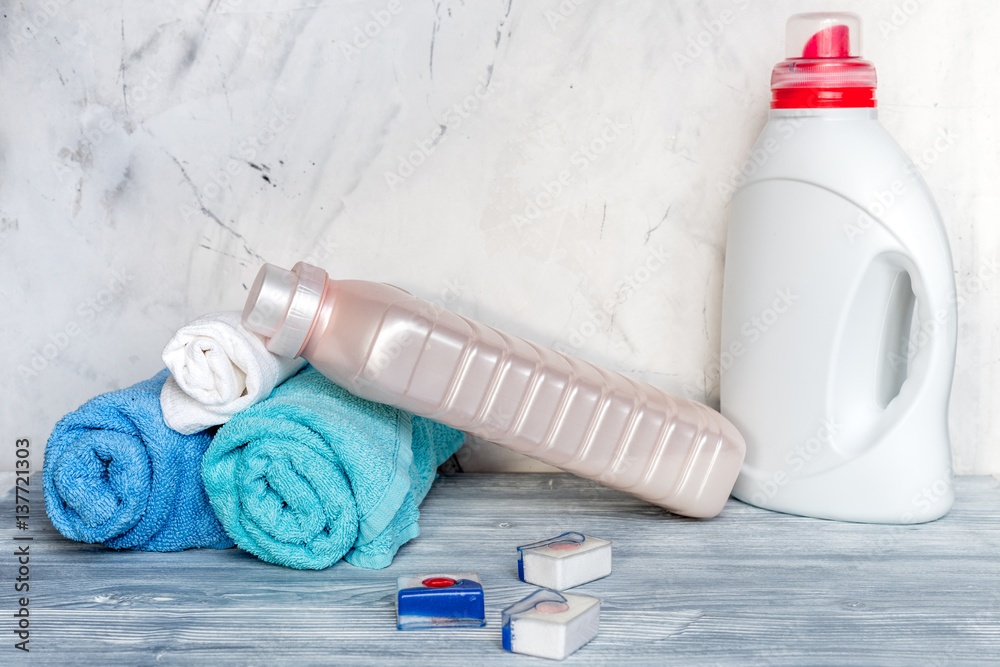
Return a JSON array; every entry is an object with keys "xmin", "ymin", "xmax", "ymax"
[{"xmin": 1, "ymin": 0, "xmax": 997, "ymax": 477}]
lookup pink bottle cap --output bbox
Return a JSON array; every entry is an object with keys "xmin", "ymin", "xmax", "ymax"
[{"xmin": 243, "ymin": 262, "xmax": 328, "ymax": 358}]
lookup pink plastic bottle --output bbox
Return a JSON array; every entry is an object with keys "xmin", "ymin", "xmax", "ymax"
[{"xmin": 242, "ymin": 261, "xmax": 746, "ymax": 518}]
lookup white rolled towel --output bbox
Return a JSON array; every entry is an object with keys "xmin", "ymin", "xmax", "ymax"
[{"xmin": 160, "ymin": 311, "xmax": 306, "ymax": 435}]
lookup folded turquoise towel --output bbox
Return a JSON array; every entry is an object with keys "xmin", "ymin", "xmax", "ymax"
[
  {"xmin": 43, "ymin": 370, "xmax": 234, "ymax": 552},
  {"xmin": 201, "ymin": 366, "xmax": 466, "ymax": 569}
]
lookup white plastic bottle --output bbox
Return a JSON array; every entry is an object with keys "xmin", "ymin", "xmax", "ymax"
[
  {"xmin": 720, "ymin": 12, "xmax": 957, "ymax": 523},
  {"xmin": 242, "ymin": 261, "xmax": 747, "ymax": 518}
]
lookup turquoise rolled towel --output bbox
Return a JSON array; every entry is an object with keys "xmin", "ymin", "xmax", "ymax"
[{"xmin": 201, "ymin": 366, "xmax": 466, "ymax": 569}]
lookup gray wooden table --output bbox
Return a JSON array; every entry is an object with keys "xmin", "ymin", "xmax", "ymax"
[{"xmin": 3, "ymin": 473, "xmax": 1000, "ymax": 665}]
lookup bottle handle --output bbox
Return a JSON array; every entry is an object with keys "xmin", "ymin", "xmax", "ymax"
[
  {"xmin": 826, "ymin": 249, "xmax": 952, "ymax": 464},
  {"xmin": 877, "ymin": 250, "xmax": 954, "ymax": 417}
]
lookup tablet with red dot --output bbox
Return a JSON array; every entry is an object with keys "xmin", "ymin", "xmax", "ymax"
[{"xmin": 396, "ymin": 572, "xmax": 486, "ymax": 630}]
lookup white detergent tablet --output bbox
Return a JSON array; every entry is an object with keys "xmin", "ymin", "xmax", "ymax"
[
  {"xmin": 517, "ymin": 532, "xmax": 612, "ymax": 590},
  {"xmin": 502, "ymin": 589, "xmax": 601, "ymax": 660}
]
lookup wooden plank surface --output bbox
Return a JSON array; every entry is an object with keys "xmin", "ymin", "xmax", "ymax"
[{"xmin": 3, "ymin": 473, "xmax": 1000, "ymax": 665}]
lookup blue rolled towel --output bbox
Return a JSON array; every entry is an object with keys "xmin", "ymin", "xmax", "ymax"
[
  {"xmin": 43, "ymin": 370, "xmax": 234, "ymax": 551},
  {"xmin": 201, "ymin": 366, "xmax": 466, "ymax": 569}
]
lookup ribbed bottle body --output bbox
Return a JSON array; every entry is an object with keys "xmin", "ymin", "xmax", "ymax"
[{"xmin": 302, "ymin": 280, "xmax": 744, "ymax": 518}]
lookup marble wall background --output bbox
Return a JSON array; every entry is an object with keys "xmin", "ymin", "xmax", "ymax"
[{"xmin": 1, "ymin": 0, "xmax": 997, "ymax": 478}]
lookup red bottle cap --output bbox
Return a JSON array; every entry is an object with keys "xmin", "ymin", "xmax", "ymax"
[{"xmin": 771, "ymin": 12, "xmax": 877, "ymax": 109}]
